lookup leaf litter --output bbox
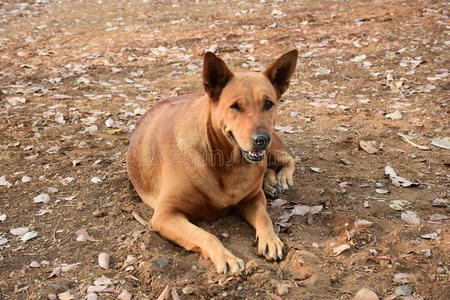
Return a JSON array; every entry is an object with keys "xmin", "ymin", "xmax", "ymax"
[{"xmin": 385, "ymin": 166, "xmax": 419, "ymax": 187}]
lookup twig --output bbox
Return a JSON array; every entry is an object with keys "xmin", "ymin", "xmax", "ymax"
[
  {"xmin": 132, "ymin": 211, "xmax": 148, "ymax": 226},
  {"xmin": 53, "ymin": 216, "xmax": 63, "ymax": 243}
]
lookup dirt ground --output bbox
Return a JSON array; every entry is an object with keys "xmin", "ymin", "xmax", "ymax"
[{"xmin": 0, "ymin": 0, "xmax": 449, "ymax": 299}]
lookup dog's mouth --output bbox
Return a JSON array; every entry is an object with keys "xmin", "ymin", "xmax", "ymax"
[{"xmin": 228, "ymin": 132, "xmax": 266, "ymax": 163}]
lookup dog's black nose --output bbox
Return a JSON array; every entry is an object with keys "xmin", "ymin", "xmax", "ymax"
[{"xmin": 252, "ymin": 132, "xmax": 271, "ymax": 149}]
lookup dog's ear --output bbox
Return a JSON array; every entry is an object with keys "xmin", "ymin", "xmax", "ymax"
[
  {"xmin": 203, "ymin": 52, "xmax": 234, "ymax": 100},
  {"xmin": 263, "ymin": 50, "xmax": 298, "ymax": 98}
]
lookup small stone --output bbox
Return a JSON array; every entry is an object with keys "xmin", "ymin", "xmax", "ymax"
[
  {"xmin": 395, "ymin": 285, "xmax": 413, "ymax": 296},
  {"xmin": 436, "ymin": 267, "xmax": 447, "ymax": 274},
  {"xmin": 354, "ymin": 288, "xmax": 379, "ymax": 300},
  {"xmin": 47, "ymin": 294, "xmax": 57, "ymax": 300}
]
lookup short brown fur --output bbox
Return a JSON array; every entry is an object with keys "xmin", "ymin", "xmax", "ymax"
[{"xmin": 127, "ymin": 50, "xmax": 298, "ymax": 274}]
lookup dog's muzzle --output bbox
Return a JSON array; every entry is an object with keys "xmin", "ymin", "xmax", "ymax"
[{"xmin": 228, "ymin": 132, "xmax": 267, "ymax": 163}]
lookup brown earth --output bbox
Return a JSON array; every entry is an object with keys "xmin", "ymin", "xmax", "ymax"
[{"xmin": 0, "ymin": 0, "xmax": 449, "ymax": 299}]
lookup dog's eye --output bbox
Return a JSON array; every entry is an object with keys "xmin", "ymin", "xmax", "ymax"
[
  {"xmin": 263, "ymin": 100, "xmax": 274, "ymax": 111},
  {"xmin": 230, "ymin": 103, "xmax": 241, "ymax": 111}
]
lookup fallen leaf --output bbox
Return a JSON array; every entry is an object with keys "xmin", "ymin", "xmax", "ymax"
[
  {"xmin": 98, "ymin": 252, "xmax": 110, "ymax": 269},
  {"xmin": 21, "ymin": 231, "xmax": 38, "ymax": 242},
  {"xmin": 156, "ymin": 285, "xmax": 171, "ymax": 300},
  {"xmin": 431, "ymin": 198, "xmax": 448, "ymax": 207},
  {"xmin": 359, "ymin": 140, "xmax": 380, "ymax": 154},
  {"xmin": 274, "ymin": 124, "xmax": 295, "ymax": 134},
  {"xmin": 271, "ymin": 198, "xmax": 287, "ymax": 208},
  {"xmin": 431, "ymin": 137, "xmax": 450, "ymax": 150},
  {"xmin": 118, "ymin": 290, "xmax": 132, "ymax": 300},
  {"xmin": 351, "ymin": 54, "xmax": 366, "ymax": 62},
  {"xmin": 75, "ymin": 228, "xmax": 97, "ymax": 242},
  {"xmin": 401, "ymin": 211, "xmax": 421, "ymax": 225},
  {"xmin": 385, "ymin": 166, "xmax": 419, "ymax": 187},
  {"xmin": 0, "ymin": 176, "xmax": 12, "ymax": 188},
  {"xmin": 375, "ymin": 188, "xmax": 389, "ymax": 194},
  {"xmin": 332, "ymin": 244, "xmax": 351, "ymax": 256},
  {"xmin": 429, "ymin": 214, "xmax": 448, "ymax": 221},
  {"xmin": 57, "ymin": 290, "xmax": 74, "ymax": 300},
  {"xmin": 393, "ymin": 273, "xmax": 411, "ymax": 284},
  {"xmin": 10, "ymin": 227, "xmax": 29, "ymax": 236},
  {"xmin": 397, "ymin": 133, "xmax": 431, "ymax": 150},
  {"xmin": 420, "ymin": 232, "xmax": 439, "ymax": 239},
  {"xmin": 385, "ymin": 111, "xmax": 403, "ymax": 120}
]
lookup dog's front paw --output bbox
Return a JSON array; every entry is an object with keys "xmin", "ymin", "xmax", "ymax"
[
  {"xmin": 276, "ymin": 167, "xmax": 294, "ymax": 191},
  {"xmin": 211, "ymin": 248, "xmax": 244, "ymax": 275},
  {"xmin": 257, "ymin": 232, "xmax": 284, "ymax": 261}
]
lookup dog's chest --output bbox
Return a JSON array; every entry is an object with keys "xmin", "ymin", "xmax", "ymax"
[{"xmin": 210, "ymin": 165, "xmax": 265, "ymax": 207}]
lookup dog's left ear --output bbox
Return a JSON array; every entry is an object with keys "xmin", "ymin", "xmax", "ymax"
[
  {"xmin": 203, "ymin": 52, "xmax": 234, "ymax": 101},
  {"xmin": 263, "ymin": 50, "xmax": 298, "ymax": 98}
]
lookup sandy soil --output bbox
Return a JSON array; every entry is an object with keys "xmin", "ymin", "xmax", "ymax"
[{"xmin": 0, "ymin": 0, "xmax": 449, "ymax": 299}]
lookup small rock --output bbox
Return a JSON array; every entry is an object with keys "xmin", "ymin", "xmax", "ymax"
[
  {"xmin": 29, "ymin": 261, "xmax": 40, "ymax": 268},
  {"xmin": 354, "ymin": 288, "xmax": 379, "ymax": 300},
  {"xmin": 47, "ymin": 294, "xmax": 57, "ymax": 300},
  {"xmin": 436, "ymin": 267, "xmax": 447, "ymax": 274},
  {"xmin": 395, "ymin": 285, "xmax": 413, "ymax": 296}
]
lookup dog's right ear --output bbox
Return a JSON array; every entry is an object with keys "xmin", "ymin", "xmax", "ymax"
[{"xmin": 203, "ymin": 52, "xmax": 234, "ymax": 101}]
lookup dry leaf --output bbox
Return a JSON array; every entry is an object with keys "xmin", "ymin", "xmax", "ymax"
[
  {"xmin": 98, "ymin": 252, "xmax": 110, "ymax": 269},
  {"xmin": 359, "ymin": 140, "xmax": 379, "ymax": 154},
  {"xmin": 332, "ymin": 244, "xmax": 351, "ymax": 256}
]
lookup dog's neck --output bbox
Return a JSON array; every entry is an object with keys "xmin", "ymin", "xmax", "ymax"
[{"xmin": 200, "ymin": 96, "xmax": 242, "ymax": 167}]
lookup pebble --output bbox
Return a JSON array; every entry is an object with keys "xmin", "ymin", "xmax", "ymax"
[
  {"xmin": 436, "ymin": 267, "xmax": 447, "ymax": 274},
  {"xmin": 354, "ymin": 288, "xmax": 379, "ymax": 300},
  {"xmin": 47, "ymin": 294, "xmax": 57, "ymax": 300},
  {"xmin": 395, "ymin": 285, "xmax": 413, "ymax": 296}
]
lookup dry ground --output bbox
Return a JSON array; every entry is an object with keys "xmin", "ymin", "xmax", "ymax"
[{"xmin": 0, "ymin": 0, "xmax": 449, "ymax": 299}]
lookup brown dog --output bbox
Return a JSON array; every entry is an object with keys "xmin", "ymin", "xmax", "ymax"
[{"xmin": 127, "ymin": 50, "xmax": 298, "ymax": 274}]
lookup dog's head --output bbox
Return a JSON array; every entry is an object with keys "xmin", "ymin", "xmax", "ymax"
[{"xmin": 203, "ymin": 50, "xmax": 298, "ymax": 163}]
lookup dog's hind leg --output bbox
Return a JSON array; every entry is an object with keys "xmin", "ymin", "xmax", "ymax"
[{"xmin": 150, "ymin": 202, "xmax": 244, "ymax": 274}]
